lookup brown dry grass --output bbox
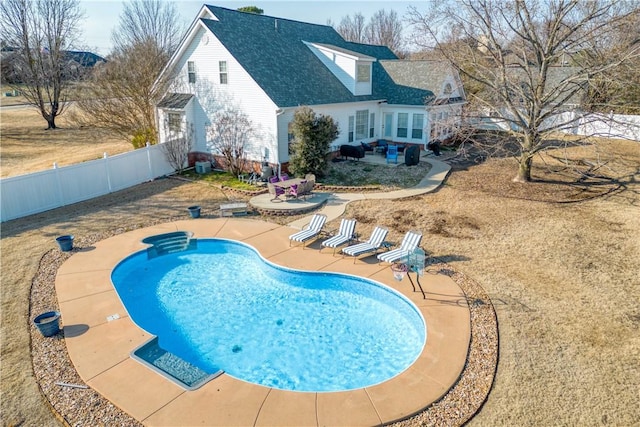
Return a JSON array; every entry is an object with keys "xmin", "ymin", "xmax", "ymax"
[
  {"xmin": 0, "ymin": 85, "xmax": 29, "ymax": 107},
  {"xmin": 1, "ymin": 109, "xmax": 639, "ymax": 426},
  {"xmin": 0, "ymin": 107, "xmax": 132, "ymax": 177}
]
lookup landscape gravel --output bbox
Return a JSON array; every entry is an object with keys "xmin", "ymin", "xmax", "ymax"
[{"xmin": 30, "ymin": 229, "xmax": 497, "ymax": 426}]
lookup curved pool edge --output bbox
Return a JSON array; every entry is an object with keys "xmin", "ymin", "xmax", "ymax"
[
  {"xmin": 55, "ymin": 218, "xmax": 471, "ymax": 426},
  {"xmin": 113, "ymin": 236, "xmax": 427, "ymax": 392}
]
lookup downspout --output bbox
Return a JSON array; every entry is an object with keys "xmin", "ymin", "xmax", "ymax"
[{"xmin": 276, "ymin": 108, "xmax": 285, "ymax": 177}]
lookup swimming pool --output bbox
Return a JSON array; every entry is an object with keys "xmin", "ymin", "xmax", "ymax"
[{"xmin": 111, "ymin": 237, "xmax": 426, "ymax": 392}]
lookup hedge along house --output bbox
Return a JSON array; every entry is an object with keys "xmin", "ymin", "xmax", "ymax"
[{"xmin": 155, "ymin": 5, "xmax": 466, "ymax": 173}]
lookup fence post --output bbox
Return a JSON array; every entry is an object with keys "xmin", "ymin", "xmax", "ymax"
[
  {"xmin": 146, "ymin": 142, "xmax": 153, "ymax": 181},
  {"xmin": 104, "ymin": 152, "xmax": 113, "ymax": 192},
  {"xmin": 53, "ymin": 162, "xmax": 64, "ymax": 207},
  {"xmin": 608, "ymin": 110, "xmax": 614, "ymax": 138}
]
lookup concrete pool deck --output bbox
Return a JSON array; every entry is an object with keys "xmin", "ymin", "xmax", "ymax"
[{"xmin": 55, "ymin": 218, "xmax": 471, "ymax": 426}]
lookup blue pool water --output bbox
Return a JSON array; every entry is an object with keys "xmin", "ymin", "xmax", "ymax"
[{"xmin": 111, "ymin": 239, "xmax": 426, "ymax": 392}]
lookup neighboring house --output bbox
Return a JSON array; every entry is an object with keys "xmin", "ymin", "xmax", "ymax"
[
  {"xmin": 1, "ymin": 46, "xmax": 105, "ymax": 84},
  {"xmin": 64, "ymin": 50, "xmax": 106, "ymax": 68},
  {"xmin": 156, "ymin": 5, "xmax": 466, "ymax": 170},
  {"xmin": 478, "ymin": 65, "xmax": 587, "ymax": 132}
]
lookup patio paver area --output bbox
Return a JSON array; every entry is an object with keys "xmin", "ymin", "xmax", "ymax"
[{"xmin": 55, "ymin": 218, "xmax": 470, "ymax": 426}]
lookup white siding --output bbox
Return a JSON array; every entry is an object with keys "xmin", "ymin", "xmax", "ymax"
[
  {"xmin": 164, "ymin": 25, "xmax": 279, "ymax": 163},
  {"xmin": 428, "ymin": 104, "xmax": 464, "ymax": 142},
  {"xmin": 438, "ymin": 74, "xmax": 464, "ymax": 100},
  {"xmin": 380, "ymin": 106, "xmax": 430, "ymax": 146},
  {"xmin": 277, "ymin": 102, "xmax": 443, "ymax": 163},
  {"xmin": 277, "ymin": 102, "xmax": 382, "ymax": 163},
  {"xmin": 311, "ymin": 45, "xmax": 355, "ymax": 93},
  {"xmin": 354, "ymin": 80, "xmax": 370, "ymax": 96}
]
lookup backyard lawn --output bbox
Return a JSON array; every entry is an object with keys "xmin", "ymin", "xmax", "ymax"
[
  {"xmin": 1, "ymin": 106, "xmax": 639, "ymax": 426},
  {"xmin": 0, "ymin": 107, "xmax": 132, "ymax": 178}
]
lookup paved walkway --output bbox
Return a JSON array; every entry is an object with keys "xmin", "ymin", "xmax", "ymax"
[{"xmin": 287, "ymin": 158, "xmax": 451, "ymax": 229}]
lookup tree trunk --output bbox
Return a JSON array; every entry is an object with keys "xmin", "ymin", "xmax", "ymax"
[
  {"xmin": 42, "ymin": 106, "xmax": 57, "ymax": 130},
  {"xmin": 513, "ymin": 155, "xmax": 532, "ymax": 183}
]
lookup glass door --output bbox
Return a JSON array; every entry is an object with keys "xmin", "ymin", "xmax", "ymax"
[{"xmin": 383, "ymin": 113, "xmax": 393, "ymax": 138}]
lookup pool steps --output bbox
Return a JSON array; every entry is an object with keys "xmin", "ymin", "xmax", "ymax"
[
  {"xmin": 142, "ymin": 231, "xmax": 196, "ymax": 259},
  {"xmin": 131, "ymin": 337, "xmax": 223, "ymax": 390}
]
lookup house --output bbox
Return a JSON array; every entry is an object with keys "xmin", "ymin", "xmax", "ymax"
[
  {"xmin": 156, "ymin": 5, "xmax": 466, "ymax": 171},
  {"xmin": 475, "ymin": 65, "xmax": 588, "ymax": 133},
  {"xmin": 1, "ymin": 47, "xmax": 105, "ymax": 85},
  {"xmin": 64, "ymin": 50, "xmax": 106, "ymax": 68}
]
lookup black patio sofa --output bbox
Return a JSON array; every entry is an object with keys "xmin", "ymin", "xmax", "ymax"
[{"xmin": 340, "ymin": 144, "xmax": 365, "ymax": 160}]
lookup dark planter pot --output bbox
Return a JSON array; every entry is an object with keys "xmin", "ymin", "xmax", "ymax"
[
  {"xmin": 33, "ymin": 311, "xmax": 61, "ymax": 337},
  {"xmin": 187, "ymin": 206, "xmax": 201, "ymax": 218},
  {"xmin": 56, "ymin": 235, "xmax": 74, "ymax": 252}
]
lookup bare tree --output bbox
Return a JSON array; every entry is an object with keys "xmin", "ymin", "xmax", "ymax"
[
  {"xmin": 162, "ymin": 120, "xmax": 194, "ymax": 174},
  {"xmin": 582, "ymin": 10, "xmax": 640, "ymax": 114},
  {"xmin": 72, "ymin": 39, "xmax": 172, "ymax": 146},
  {"xmin": 206, "ymin": 109, "xmax": 256, "ymax": 176},
  {"xmin": 72, "ymin": 0, "xmax": 183, "ymax": 146},
  {"xmin": 365, "ymin": 9, "xmax": 404, "ymax": 54},
  {"xmin": 335, "ymin": 12, "xmax": 366, "ymax": 44},
  {"xmin": 0, "ymin": 0, "xmax": 83, "ymax": 129},
  {"xmin": 407, "ymin": 0, "xmax": 640, "ymax": 183},
  {"xmin": 333, "ymin": 10, "xmax": 405, "ymax": 55},
  {"xmin": 111, "ymin": 0, "xmax": 184, "ymax": 56}
]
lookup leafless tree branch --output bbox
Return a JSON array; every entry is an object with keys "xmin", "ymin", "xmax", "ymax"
[
  {"xmin": 0, "ymin": 0, "xmax": 84, "ymax": 129},
  {"xmin": 406, "ymin": 0, "xmax": 640, "ymax": 183},
  {"xmin": 206, "ymin": 109, "xmax": 256, "ymax": 176}
]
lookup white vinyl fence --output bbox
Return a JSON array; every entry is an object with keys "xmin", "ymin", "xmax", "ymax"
[
  {"xmin": 0, "ymin": 143, "xmax": 176, "ymax": 222},
  {"xmin": 558, "ymin": 112, "xmax": 640, "ymax": 141},
  {"xmin": 480, "ymin": 111, "xmax": 640, "ymax": 141}
]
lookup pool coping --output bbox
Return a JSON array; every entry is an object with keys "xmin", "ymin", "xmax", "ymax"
[{"xmin": 55, "ymin": 218, "xmax": 471, "ymax": 426}]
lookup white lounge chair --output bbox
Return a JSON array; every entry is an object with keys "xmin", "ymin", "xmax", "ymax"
[
  {"xmin": 289, "ymin": 214, "xmax": 327, "ymax": 247},
  {"xmin": 377, "ymin": 230, "xmax": 423, "ymax": 264},
  {"xmin": 342, "ymin": 226, "xmax": 389, "ymax": 262},
  {"xmin": 321, "ymin": 218, "xmax": 357, "ymax": 255}
]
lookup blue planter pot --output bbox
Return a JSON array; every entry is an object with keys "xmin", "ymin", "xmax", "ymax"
[
  {"xmin": 33, "ymin": 311, "xmax": 61, "ymax": 337},
  {"xmin": 187, "ymin": 206, "xmax": 201, "ymax": 218},
  {"xmin": 56, "ymin": 235, "xmax": 74, "ymax": 252}
]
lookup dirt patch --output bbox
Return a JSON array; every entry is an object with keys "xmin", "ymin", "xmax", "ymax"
[{"xmin": 323, "ymin": 158, "xmax": 431, "ymax": 188}]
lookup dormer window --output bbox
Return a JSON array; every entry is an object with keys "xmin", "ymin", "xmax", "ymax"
[
  {"xmin": 304, "ymin": 42, "xmax": 375, "ymax": 96},
  {"xmin": 356, "ymin": 64, "xmax": 370, "ymax": 83}
]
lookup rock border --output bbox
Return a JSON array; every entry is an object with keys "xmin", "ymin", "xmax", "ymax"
[{"xmin": 30, "ymin": 229, "xmax": 497, "ymax": 427}]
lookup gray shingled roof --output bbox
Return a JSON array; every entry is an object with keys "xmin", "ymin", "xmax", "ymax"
[
  {"xmin": 158, "ymin": 93, "xmax": 194, "ymax": 109},
  {"xmin": 201, "ymin": 6, "xmax": 445, "ymax": 108},
  {"xmin": 503, "ymin": 66, "xmax": 585, "ymax": 105},
  {"xmin": 378, "ymin": 60, "xmax": 456, "ymax": 105}
]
